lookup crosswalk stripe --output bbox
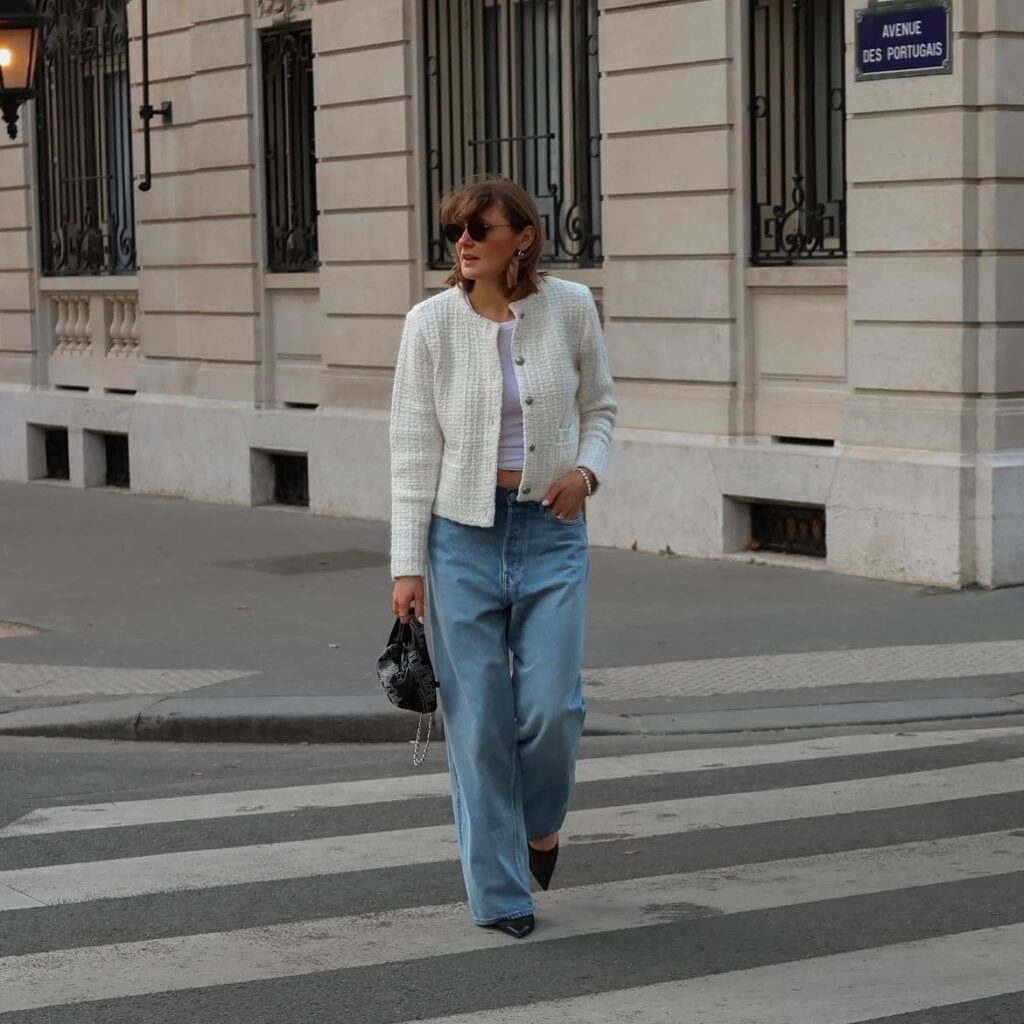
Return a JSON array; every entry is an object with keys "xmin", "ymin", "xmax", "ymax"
[
  {"xmin": 402, "ymin": 921, "xmax": 1024, "ymax": 1024},
  {"xmin": 584, "ymin": 639, "xmax": 1024, "ymax": 699},
  {"xmin": 2, "ymin": 828, "xmax": 1022, "ymax": 1013},
  {"xmin": 0, "ymin": 884, "xmax": 44, "ymax": 911},
  {"xmin": 5, "ymin": 725, "xmax": 1022, "ymax": 838},
  {"xmin": 1, "ymin": 756, "xmax": 1022, "ymax": 911}
]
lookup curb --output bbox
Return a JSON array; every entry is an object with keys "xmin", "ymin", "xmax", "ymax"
[
  {"xmin": 0, "ymin": 694, "xmax": 1023, "ymax": 743},
  {"xmin": 0, "ymin": 696, "xmax": 435, "ymax": 744}
]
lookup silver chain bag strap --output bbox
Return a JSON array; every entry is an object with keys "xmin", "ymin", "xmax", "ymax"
[{"xmin": 376, "ymin": 615, "xmax": 438, "ymax": 766}]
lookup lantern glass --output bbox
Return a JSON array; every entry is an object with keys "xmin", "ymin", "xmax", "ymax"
[{"xmin": 0, "ymin": 26, "xmax": 37, "ymax": 92}]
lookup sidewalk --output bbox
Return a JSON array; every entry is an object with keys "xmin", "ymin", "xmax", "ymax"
[{"xmin": 2, "ymin": 480, "xmax": 1024, "ymax": 743}]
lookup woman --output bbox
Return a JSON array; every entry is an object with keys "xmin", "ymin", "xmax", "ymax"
[{"xmin": 389, "ymin": 177, "xmax": 617, "ymax": 938}]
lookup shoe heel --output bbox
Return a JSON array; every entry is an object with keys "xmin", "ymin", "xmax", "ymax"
[{"xmin": 528, "ymin": 841, "xmax": 559, "ymax": 891}]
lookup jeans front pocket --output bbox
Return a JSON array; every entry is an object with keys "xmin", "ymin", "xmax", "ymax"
[{"xmin": 542, "ymin": 504, "xmax": 584, "ymax": 527}]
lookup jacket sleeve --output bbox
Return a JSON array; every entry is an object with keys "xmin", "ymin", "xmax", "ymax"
[
  {"xmin": 575, "ymin": 287, "xmax": 618, "ymax": 489},
  {"xmin": 389, "ymin": 311, "xmax": 443, "ymax": 579}
]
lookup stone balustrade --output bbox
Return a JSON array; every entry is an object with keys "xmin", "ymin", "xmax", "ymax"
[
  {"xmin": 47, "ymin": 288, "xmax": 140, "ymax": 391},
  {"xmin": 52, "ymin": 295, "xmax": 92, "ymax": 356},
  {"xmin": 106, "ymin": 295, "xmax": 140, "ymax": 358},
  {"xmin": 50, "ymin": 292, "xmax": 140, "ymax": 361}
]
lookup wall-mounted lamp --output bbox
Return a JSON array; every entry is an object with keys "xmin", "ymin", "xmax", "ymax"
[
  {"xmin": 0, "ymin": 0, "xmax": 49, "ymax": 140},
  {"xmin": 138, "ymin": 0, "xmax": 172, "ymax": 191},
  {"xmin": 1, "ymin": 0, "xmax": 171, "ymax": 196}
]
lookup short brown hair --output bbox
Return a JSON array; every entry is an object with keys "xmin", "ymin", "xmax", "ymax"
[{"xmin": 438, "ymin": 175, "xmax": 546, "ymax": 300}]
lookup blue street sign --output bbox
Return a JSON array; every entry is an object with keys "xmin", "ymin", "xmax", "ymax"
[{"xmin": 855, "ymin": 1, "xmax": 952, "ymax": 80}]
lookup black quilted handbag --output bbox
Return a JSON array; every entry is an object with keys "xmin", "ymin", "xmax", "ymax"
[{"xmin": 376, "ymin": 616, "xmax": 438, "ymax": 765}]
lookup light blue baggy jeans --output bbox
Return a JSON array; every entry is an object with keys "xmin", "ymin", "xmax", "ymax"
[{"xmin": 425, "ymin": 485, "xmax": 589, "ymax": 925}]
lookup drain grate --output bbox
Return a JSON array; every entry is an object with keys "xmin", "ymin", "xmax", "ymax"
[{"xmin": 211, "ymin": 549, "xmax": 387, "ymax": 574}]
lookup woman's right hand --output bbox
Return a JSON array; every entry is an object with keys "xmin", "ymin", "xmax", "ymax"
[{"xmin": 392, "ymin": 576, "xmax": 425, "ymax": 625}]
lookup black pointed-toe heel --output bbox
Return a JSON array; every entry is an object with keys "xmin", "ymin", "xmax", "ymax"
[
  {"xmin": 484, "ymin": 913, "xmax": 535, "ymax": 938},
  {"xmin": 528, "ymin": 841, "xmax": 559, "ymax": 891}
]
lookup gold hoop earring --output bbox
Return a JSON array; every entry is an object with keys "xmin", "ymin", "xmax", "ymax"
[{"xmin": 506, "ymin": 249, "xmax": 525, "ymax": 292}]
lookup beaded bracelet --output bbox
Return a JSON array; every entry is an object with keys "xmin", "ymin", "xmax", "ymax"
[{"xmin": 575, "ymin": 466, "xmax": 594, "ymax": 496}]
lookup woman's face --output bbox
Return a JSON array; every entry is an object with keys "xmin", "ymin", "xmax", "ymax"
[{"xmin": 453, "ymin": 203, "xmax": 533, "ymax": 286}]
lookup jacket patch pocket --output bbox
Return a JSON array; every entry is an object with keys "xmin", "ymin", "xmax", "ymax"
[{"xmin": 558, "ymin": 399, "xmax": 576, "ymax": 431}]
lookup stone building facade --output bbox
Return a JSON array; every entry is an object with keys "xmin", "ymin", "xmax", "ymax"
[{"xmin": 0, "ymin": 0, "xmax": 1022, "ymax": 588}]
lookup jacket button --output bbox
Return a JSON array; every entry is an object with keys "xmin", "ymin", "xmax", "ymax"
[
  {"xmin": 528, "ymin": 444, "xmax": 535, "ymax": 452},
  {"xmin": 515, "ymin": 356, "xmax": 524, "ymax": 365},
  {"xmin": 524, "ymin": 396, "xmax": 533, "ymax": 405},
  {"xmin": 522, "ymin": 486, "xmax": 531, "ymax": 494}
]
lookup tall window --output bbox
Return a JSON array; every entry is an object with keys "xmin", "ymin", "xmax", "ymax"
[
  {"xmin": 749, "ymin": 0, "xmax": 846, "ymax": 263},
  {"xmin": 423, "ymin": 0, "xmax": 601, "ymax": 269},
  {"xmin": 35, "ymin": 0, "xmax": 136, "ymax": 276},
  {"xmin": 261, "ymin": 25, "xmax": 319, "ymax": 273}
]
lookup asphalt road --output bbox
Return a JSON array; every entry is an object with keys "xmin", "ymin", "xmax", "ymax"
[{"xmin": 2, "ymin": 724, "xmax": 1024, "ymax": 1023}]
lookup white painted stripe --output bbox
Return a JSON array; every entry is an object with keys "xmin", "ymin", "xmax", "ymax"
[
  {"xmin": 407, "ymin": 922, "xmax": 1024, "ymax": 1024},
  {"xmin": 1, "ymin": 756, "xmax": 1022, "ymax": 911},
  {"xmin": 584, "ymin": 638, "xmax": 1024, "ymax": 699},
  {"xmin": 0, "ymin": 884, "xmax": 44, "ymax": 911},
  {"xmin": 0, "ymin": 663, "xmax": 258, "ymax": 699},
  {"xmin": 6, "ymin": 724, "xmax": 1023, "ymax": 838},
  {"xmin": 2, "ymin": 829, "xmax": 1022, "ymax": 1013}
]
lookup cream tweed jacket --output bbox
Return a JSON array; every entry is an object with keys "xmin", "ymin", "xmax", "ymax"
[{"xmin": 389, "ymin": 275, "xmax": 618, "ymax": 579}]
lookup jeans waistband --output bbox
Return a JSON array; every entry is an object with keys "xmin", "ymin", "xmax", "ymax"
[{"xmin": 495, "ymin": 484, "xmax": 543, "ymax": 508}]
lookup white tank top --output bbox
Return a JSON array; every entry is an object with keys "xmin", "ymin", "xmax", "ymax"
[{"xmin": 496, "ymin": 319, "xmax": 525, "ymax": 469}]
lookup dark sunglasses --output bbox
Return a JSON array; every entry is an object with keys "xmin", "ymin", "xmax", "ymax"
[{"xmin": 442, "ymin": 219, "xmax": 513, "ymax": 244}]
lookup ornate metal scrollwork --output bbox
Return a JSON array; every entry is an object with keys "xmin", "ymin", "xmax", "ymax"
[
  {"xmin": 422, "ymin": 0, "xmax": 601, "ymax": 269},
  {"xmin": 35, "ymin": 0, "xmax": 136, "ymax": 276},
  {"xmin": 262, "ymin": 25, "xmax": 319, "ymax": 272},
  {"xmin": 749, "ymin": 0, "xmax": 846, "ymax": 263}
]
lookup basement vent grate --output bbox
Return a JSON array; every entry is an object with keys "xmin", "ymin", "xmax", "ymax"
[
  {"xmin": 44, "ymin": 427, "xmax": 70, "ymax": 480},
  {"xmin": 750, "ymin": 502, "xmax": 826, "ymax": 557},
  {"xmin": 104, "ymin": 433, "xmax": 130, "ymax": 488},
  {"xmin": 773, "ymin": 436, "xmax": 835, "ymax": 447},
  {"xmin": 272, "ymin": 453, "xmax": 309, "ymax": 507}
]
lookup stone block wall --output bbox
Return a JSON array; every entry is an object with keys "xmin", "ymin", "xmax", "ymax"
[
  {"xmin": 831, "ymin": 0, "xmax": 1024, "ymax": 585},
  {"xmin": 0, "ymin": 0, "xmax": 1022, "ymax": 588},
  {"xmin": 0, "ymin": 119, "xmax": 35, "ymax": 388}
]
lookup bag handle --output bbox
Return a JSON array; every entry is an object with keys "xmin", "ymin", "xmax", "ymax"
[{"xmin": 412, "ymin": 712, "xmax": 433, "ymax": 767}]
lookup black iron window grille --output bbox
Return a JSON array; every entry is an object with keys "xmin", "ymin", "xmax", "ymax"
[
  {"xmin": 261, "ymin": 25, "xmax": 319, "ymax": 273},
  {"xmin": 749, "ymin": 0, "xmax": 846, "ymax": 264},
  {"xmin": 423, "ymin": 0, "xmax": 601, "ymax": 269},
  {"xmin": 35, "ymin": 0, "xmax": 136, "ymax": 276}
]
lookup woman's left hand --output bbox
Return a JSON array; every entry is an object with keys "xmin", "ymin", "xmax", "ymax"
[{"xmin": 541, "ymin": 468, "xmax": 593, "ymax": 521}]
